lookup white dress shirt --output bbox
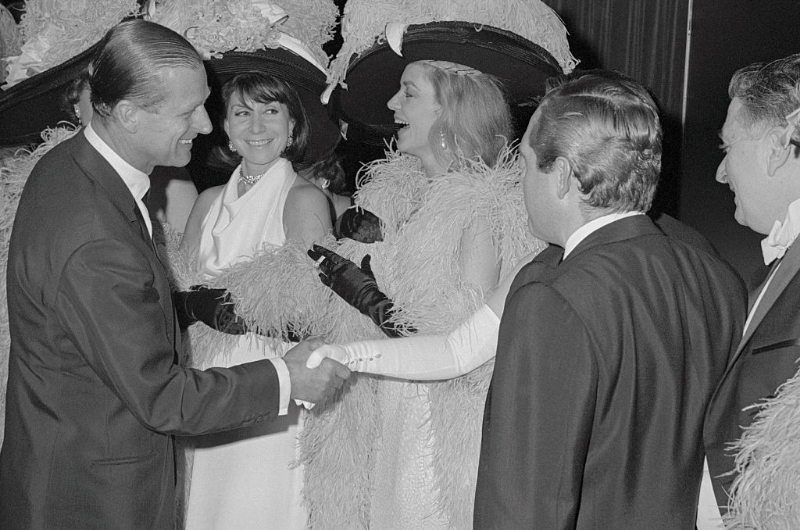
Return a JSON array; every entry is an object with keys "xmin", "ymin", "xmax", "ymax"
[
  {"xmin": 84, "ymin": 124, "xmax": 152, "ymax": 236},
  {"xmin": 563, "ymin": 210, "xmax": 644, "ymax": 258}
]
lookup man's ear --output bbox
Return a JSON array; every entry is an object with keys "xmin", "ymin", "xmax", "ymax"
[
  {"xmin": 766, "ymin": 126, "xmax": 793, "ymax": 176},
  {"xmin": 554, "ymin": 157, "xmax": 573, "ymax": 200},
  {"xmin": 113, "ymin": 100, "xmax": 140, "ymax": 133}
]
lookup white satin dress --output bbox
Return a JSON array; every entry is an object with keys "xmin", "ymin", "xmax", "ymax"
[{"xmin": 183, "ymin": 159, "xmax": 306, "ymax": 530}]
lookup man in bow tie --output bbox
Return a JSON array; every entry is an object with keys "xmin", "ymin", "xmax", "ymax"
[{"xmin": 703, "ymin": 52, "xmax": 800, "ymax": 524}]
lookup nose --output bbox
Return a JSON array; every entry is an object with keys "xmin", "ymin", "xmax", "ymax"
[
  {"xmin": 715, "ymin": 160, "xmax": 727, "ymax": 183},
  {"xmin": 249, "ymin": 114, "xmax": 266, "ymax": 133},
  {"xmin": 387, "ymin": 89, "xmax": 401, "ymax": 111},
  {"xmin": 194, "ymin": 106, "xmax": 213, "ymax": 135}
]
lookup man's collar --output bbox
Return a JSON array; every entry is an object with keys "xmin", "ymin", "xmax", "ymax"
[
  {"xmin": 84, "ymin": 123, "xmax": 150, "ymax": 202},
  {"xmin": 563, "ymin": 211, "xmax": 645, "ymax": 258}
]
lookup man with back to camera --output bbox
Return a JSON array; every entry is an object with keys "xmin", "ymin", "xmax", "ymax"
[
  {"xmin": 0, "ymin": 20, "xmax": 349, "ymax": 530},
  {"xmin": 474, "ymin": 71, "xmax": 747, "ymax": 529}
]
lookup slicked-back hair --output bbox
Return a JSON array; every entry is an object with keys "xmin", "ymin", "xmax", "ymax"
[
  {"xmin": 219, "ymin": 72, "xmax": 310, "ymax": 165},
  {"xmin": 530, "ymin": 70, "xmax": 662, "ymax": 213},
  {"xmin": 89, "ymin": 19, "xmax": 203, "ymax": 119},
  {"xmin": 417, "ymin": 61, "xmax": 513, "ymax": 168},
  {"xmin": 728, "ymin": 53, "xmax": 800, "ymax": 136}
]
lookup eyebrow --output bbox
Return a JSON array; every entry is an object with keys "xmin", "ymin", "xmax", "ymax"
[{"xmin": 401, "ymin": 81, "xmax": 418, "ymax": 90}]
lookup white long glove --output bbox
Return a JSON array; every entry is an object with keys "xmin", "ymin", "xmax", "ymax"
[{"xmin": 306, "ymin": 304, "xmax": 500, "ymax": 380}]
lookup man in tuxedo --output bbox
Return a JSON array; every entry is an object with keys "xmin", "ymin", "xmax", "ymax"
[
  {"xmin": 0, "ymin": 20, "xmax": 349, "ymax": 530},
  {"xmin": 473, "ymin": 71, "xmax": 747, "ymax": 529},
  {"xmin": 704, "ymin": 53, "xmax": 800, "ymax": 517}
]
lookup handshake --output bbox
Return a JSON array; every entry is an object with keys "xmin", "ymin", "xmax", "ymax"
[
  {"xmin": 283, "ymin": 338, "xmax": 351, "ymax": 405},
  {"xmin": 174, "ymin": 287, "xmax": 351, "ymax": 405}
]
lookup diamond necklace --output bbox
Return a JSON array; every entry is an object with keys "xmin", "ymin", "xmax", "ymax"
[{"xmin": 240, "ymin": 166, "xmax": 269, "ymax": 186}]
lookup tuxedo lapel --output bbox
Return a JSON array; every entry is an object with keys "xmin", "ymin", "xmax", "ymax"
[{"xmin": 736, "ymin": 242, "xmax": 800, "ymax": 357}]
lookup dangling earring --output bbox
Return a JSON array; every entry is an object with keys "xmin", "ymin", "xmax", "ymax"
[
  {"xmin": 281, "ymin": 133, "xmax": 294, "ymax": 157},
  {"xmin": 321, "ymin": 179, "xmax": 330, "ymax": 190},
  {"xmin": 439, "ymin": 129, "xmax": 448, "ymax": 151},
  {"xmin": 73, "ymin": 105, "xmax": 81, "ymax": 122},
  {"xmin": 228, "ymin": 141, "xmax": 237, "ymax": 153}
]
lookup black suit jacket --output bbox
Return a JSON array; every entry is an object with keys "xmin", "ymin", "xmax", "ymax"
[
  {"xmin": 0, "ymin": 132, "xmax": 281, "ymax": 530},
  {"xmin": 474, "ymin": 215, "xmax": 746, "ymax": 530},
  {"xmin": 705, "ymin": 237, "xmax": 800, "ymax": 509}
]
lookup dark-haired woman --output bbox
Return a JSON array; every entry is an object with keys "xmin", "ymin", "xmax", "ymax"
[{"xmin": 180, "ymin": 71, "xmax": 331, "ymax": 530}]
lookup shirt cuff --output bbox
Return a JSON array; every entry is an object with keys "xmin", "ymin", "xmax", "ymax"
[{"xmin": 268, "ymin": 357, "xmax": 291, "ymax": 416}]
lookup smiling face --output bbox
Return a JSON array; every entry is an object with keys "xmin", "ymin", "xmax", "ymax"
[
  {"xmin": 387, "ymin": 62, "xmax": 441, "ymax": 170},
  {"xmin": 134, "ymin": 66, "xmax": 212, "ymax": 174},
  {"xmin": 224, "ymin": 92, "xmax": 294, "ymax": 176},
  {"xmin": 716, "ymin": 98, "xmax": 783, "ymax": 235}
]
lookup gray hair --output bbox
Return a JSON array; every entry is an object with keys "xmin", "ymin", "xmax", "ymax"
[{"xmin": 728, "ymin": 53, "xmax": 800, "ymax": 135}]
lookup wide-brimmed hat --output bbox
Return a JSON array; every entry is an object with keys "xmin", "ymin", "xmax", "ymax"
[
  {"xmin": 0, "ymin": 43, "xmax": 97, "ymax": 147},
  {"xmin": 151, "ymin": 0, "xmax": 340, "ymax": 168},
  {"xmin": 323, "ymin": 0, "xmax": 576, "ymax": 145},
  {"xmin": 0, "ymin": 0, "xmax": 141, "ymax": 147},
  {"xmin": 329, "ymin": 21, "xmax": 565, "ymax": 144}
]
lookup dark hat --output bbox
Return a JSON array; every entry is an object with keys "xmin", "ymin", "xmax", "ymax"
[
  {"xmin": 0, "ymin": 42, "xmax": 97, "ymax": 147},
  {"xmin": 329, "ymin": 21, "xmax": 564, "ymax": 145},
  {"xmin": 202, "ymin": 46, "xmax": 340, "ymax": 167}
]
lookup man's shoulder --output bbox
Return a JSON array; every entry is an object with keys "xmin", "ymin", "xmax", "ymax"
[{"xmin": 649, "ymin": 211, "xmax": 718, "ymax": 256}]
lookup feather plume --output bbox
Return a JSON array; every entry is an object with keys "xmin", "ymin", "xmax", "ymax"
[{"xmin": 329, "ymin": 0, "xmax": 577, "ymax": 88}]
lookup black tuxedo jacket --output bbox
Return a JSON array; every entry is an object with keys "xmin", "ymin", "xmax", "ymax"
[
  {"xmin": 474, "ymin": 215, "xmax": 746, "ymax": 529},
  {"xmin": 705, "ymin": 238, "xmax": 800, "ymax": 509},
  {"xmin": 0, "ymin": 132, "xmax": 281, "ymax": 530}
]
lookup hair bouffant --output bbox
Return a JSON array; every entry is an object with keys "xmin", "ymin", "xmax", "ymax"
[{"xmin": 219, "ymin": 71, "xmax": 310, "ymax": 165}]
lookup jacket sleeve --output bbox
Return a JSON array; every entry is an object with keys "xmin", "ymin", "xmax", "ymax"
[
  {"xmin": 474, "ymin": 281, "xmax": 597, "ymax": 529},
  {"xmin": 55, "ymin": 237, "xmax": 281, "ymax": 435}
]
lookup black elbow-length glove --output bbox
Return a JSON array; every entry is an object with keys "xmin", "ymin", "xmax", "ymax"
[
  {"xmin": 173, "ymin": 285, "xmax": 248, "ymax": 335},
  {"xmin": 307, "ymin": 244, "xmax": 412, "ymax": 338}
]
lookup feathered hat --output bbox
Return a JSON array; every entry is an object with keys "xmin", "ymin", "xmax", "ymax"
[
  {"xmin": 149, "ymin": 0, "xmax": 341, "ymax": 167},
  {"xmin": 0, "ymin": 4, "xmax": 22, "ymax": 85},
  {"xmin": 325, "ymin": 0, "xmax": 578, "ymax": 144},
  {"xmin": 0, "ymin": 0, "xmax": 341, "ymax": 163},
  {"xmin": 0, "ymin": 0, "xmax": 142, "ymax": 147}
]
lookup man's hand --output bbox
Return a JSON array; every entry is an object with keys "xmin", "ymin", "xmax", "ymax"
[{"xmin": 284, "ymin": 338, "xmax": 351, "ymax": 403}]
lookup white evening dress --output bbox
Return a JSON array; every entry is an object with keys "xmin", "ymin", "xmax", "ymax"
[{"xmin": 183, "ymin": 158, "xmax": 306, "ymax": 530}]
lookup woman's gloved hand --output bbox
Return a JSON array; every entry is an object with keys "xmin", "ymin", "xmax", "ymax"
[
  {"xmin": 308, "ymin": 244, "xmax": 411, "ymax": 337},
  {"xmin": 173, "ymin": 285, "xmax": 247, "ymax": 335},
  {"xmin": 333, "ymin": 207, "xmax": 383, "ymax": 243}
]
